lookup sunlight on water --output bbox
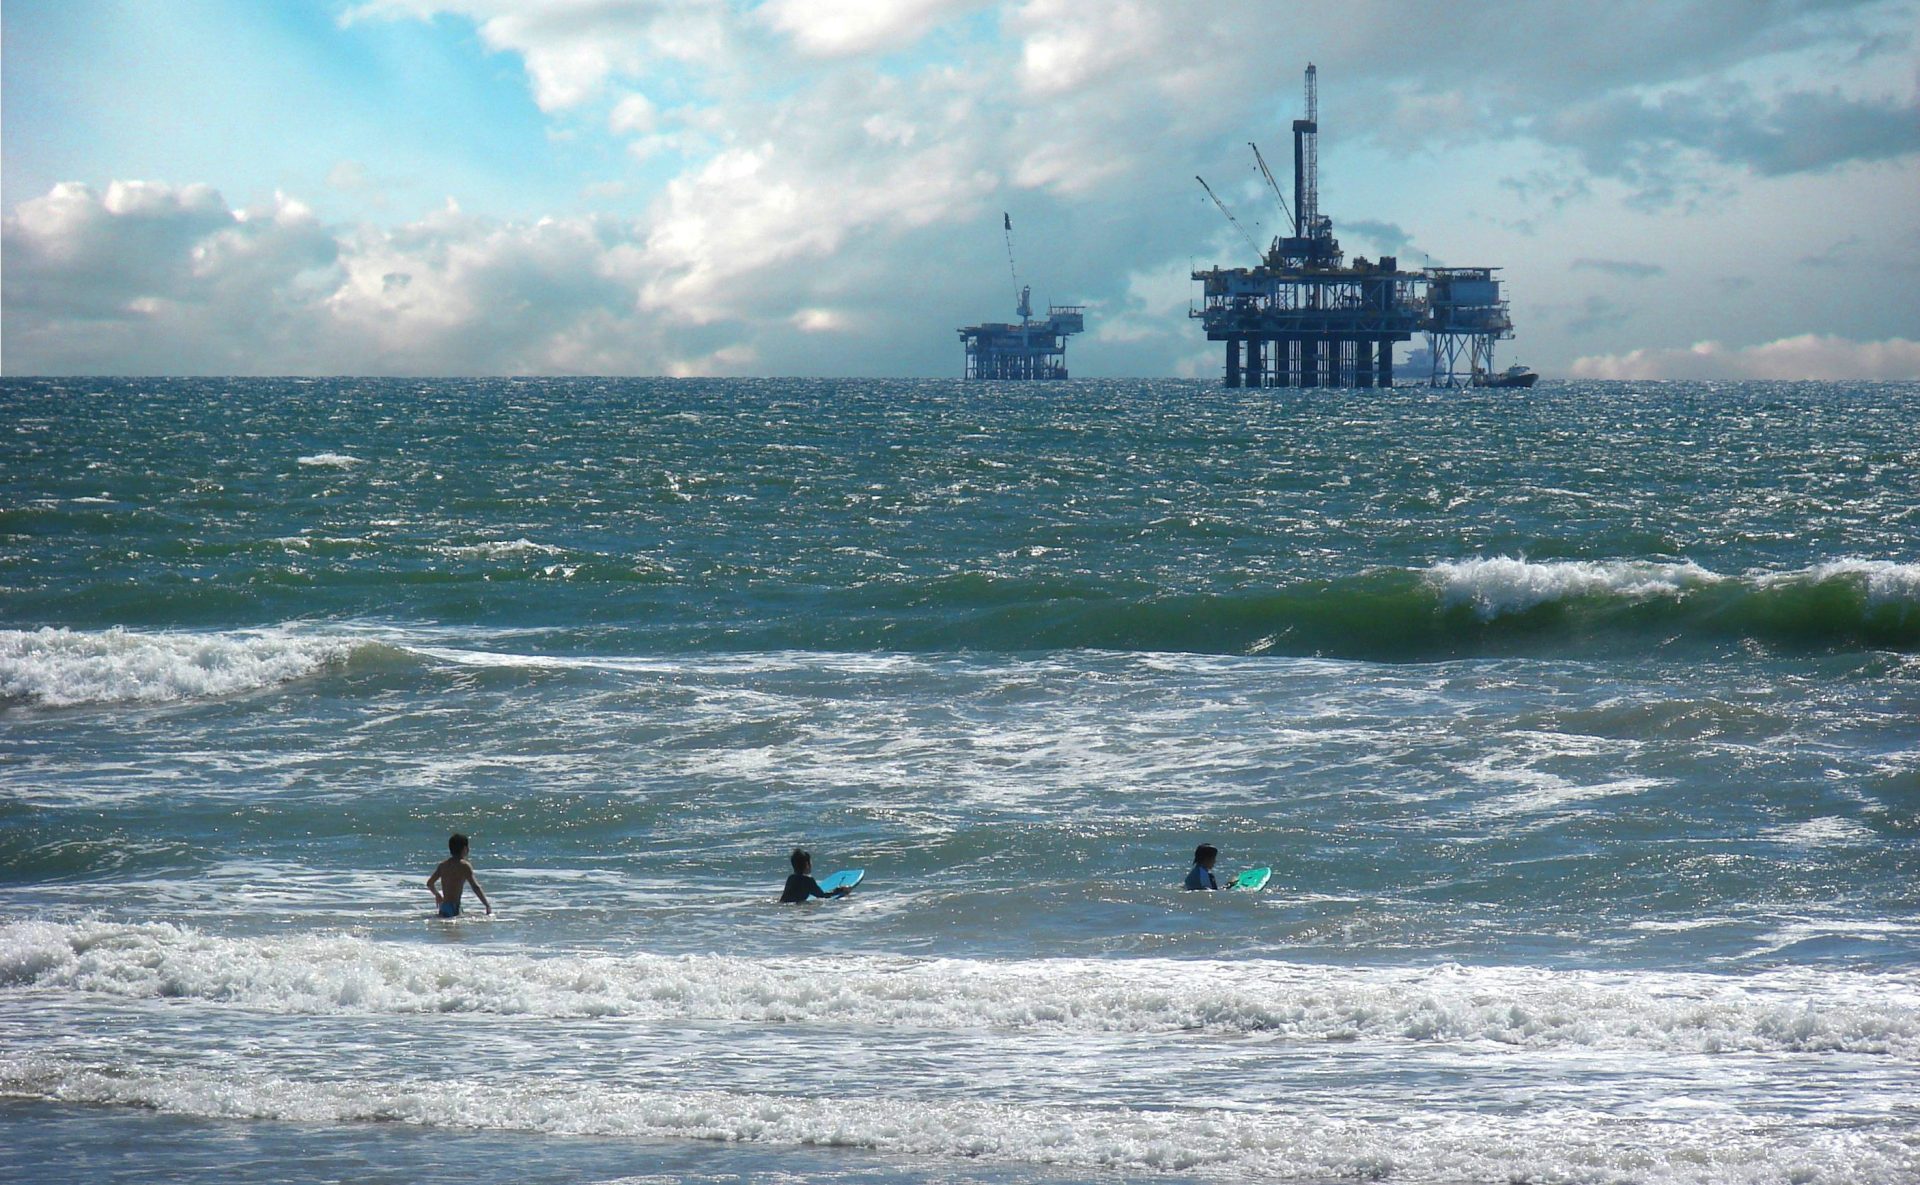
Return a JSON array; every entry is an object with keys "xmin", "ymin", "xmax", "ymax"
[{"xmin": 3, "ymin": 378, "xmax": 1918, "ymax": 1183}]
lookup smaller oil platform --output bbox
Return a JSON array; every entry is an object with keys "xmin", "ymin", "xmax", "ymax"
[
  {"xmin": 1425, "ymin": 267, "xmax": 1523, "ymax": 388},
  {"xmin": 958, "ymin": 214, "xmax": 1085, "ymax": 380}
]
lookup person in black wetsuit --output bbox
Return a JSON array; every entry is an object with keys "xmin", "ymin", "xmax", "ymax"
[
  {"xmin": 780, "ymin": 847, "xmax": 851, "ymax": 903},
  {"xmin": 1184, "ymin": 843, "xmax": 1221, "ymax": 891}
]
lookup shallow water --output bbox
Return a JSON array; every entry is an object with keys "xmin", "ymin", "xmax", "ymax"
[{"xmin": 3, "ymin": 377, "xmax": 1918, "ymax": 1183}]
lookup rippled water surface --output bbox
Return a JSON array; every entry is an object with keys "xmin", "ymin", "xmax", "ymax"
[{"xmin": 3, "ymin": 377, "xmax": 1918, "ymax": 1183}]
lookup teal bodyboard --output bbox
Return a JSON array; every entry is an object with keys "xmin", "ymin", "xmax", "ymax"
[
  {"xmin": 1231, "ymin": 867, "xmax": 1271, "ymax": 891},
  {"xmin": 815, "ymin": 868, "xmax": 864, "ymax": 893}
]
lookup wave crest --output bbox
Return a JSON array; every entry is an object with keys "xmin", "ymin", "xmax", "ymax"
[
  {"xmin": 1426, "ymin": 557, "xmax": 1722, "ymax": 619},
  {"xmin": 2, "ymin": 1055, "xmax": 1908, "ymax": 1183},
  {"xmin": 6, "ymin": 921, "xmax": 1915, "ymax": 1055},
  {"xmin": 873, "ymin": 557, "xmax": 1920, "ymax": 658},
  {"xmin": 0, "ymin": 627, "xmax": 353, "ymax": 707}
]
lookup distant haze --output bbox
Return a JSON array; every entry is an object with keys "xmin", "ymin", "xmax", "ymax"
[{"xmin": 4, "ymin": 0, "xmax": 1917, "ymax": 379}]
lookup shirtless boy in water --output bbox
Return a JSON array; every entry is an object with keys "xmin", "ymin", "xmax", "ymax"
[{"xmin": 427, "ymin": 833, "xmax": 491, "ymax": 918}]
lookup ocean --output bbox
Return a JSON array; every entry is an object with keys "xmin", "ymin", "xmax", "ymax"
[{"xmin": 2, "ymin": 376, "xmax": 1916, "ymax": 1184}]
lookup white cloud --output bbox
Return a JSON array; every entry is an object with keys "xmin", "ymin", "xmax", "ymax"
[
  {"xmin": 1569, "ymin": 257, "xmax": 1666, "ymax": 279},
  {"xmin": 1010, "ymin": 0, "xmax": 1244, "ymax": 102},
  {"xmin": 632, "ymin": 68, "xmax": 1001, "ymax": 322},
  {"xmin": 327, "ymin": 160, "xmax": 372, "ymax": 192},
  {"xmin": 1091, "ymin": 255, "xmax": 1192, "ymax": 345},
  {"xmin": 609, "ymin": 92, "xmax": 659, "ymax": 135},
  {"xmin": 666, "ymin": 341, "xmax": 759, "ymax": 377},
  {"xmin": 5, "ymin": 181, "xmax": 250, "ymax": 319},
  {"xmin": 4, "ymin": 170, "xmax": 1030, "ymax": 376},
  {"xmin": 760, "ymin": 0, "xmax": 982, "ymax": 58},
  {"xmin": 4, "ymin": 179, "xmax": 762, "ymax": 375},
  {"xmin": 791, "ymin": 307, "xmax": 849, "ymax": 332},
  {"xmin": 347, "ymin": 0, "xmax": 732, "ymax": 112},
  {"xmin": 11, "ymin": 2, "xmax": 1920, "ymax": 377},
  {"xmin": 1568, "ymin": 335, "xmax": 1920, "ymax": 381}
]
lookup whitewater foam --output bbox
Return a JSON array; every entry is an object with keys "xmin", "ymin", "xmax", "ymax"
[
  {"xmin": 0, "ymin": 1055, "xmax": 1909, "ymax": 1184},
  {"xmin": 440, "ymin": 539, "xmax": 572, "ymax": 559},
  {"xmin": 1426, "ymin": 558, "xmax": 1721, "ymax": 619},
  {"xmin": 6, "ymin": 921, "xmax": 1916, "ymax": 1055},
  {"xmin": 1769, "ymin": 559, "xmax": 1920, "ymax": 606},
  {"xmin": 1762, "ymin": 816, "xmax": 1878, "ymax": 847},
  {"xmin": 1426, "ymin": 556, "xmax": 1920, "ymax": 623},
  {"xmin": 0, "ymin": 627, "xmax": 353, "ymax": 707}
]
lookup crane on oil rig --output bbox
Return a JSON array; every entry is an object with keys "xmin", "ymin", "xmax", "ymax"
[
  {"xmin": 1249, "ymin": 141, "xmax": 1295, "ymax": 242},
  {"xmin": 1002, "ymin": 211, "xmax": 1032, "ymax": 322},
  {"xmin": 1195, "ymin": 175, "xmax": 1261, "ymax": 260}
]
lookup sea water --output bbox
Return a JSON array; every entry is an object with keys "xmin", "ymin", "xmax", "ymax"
[{"xmin": 2, "ymin": 377, "xmax": 1916, "ymax": 1184}]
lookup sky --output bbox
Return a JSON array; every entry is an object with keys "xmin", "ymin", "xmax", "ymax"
[{"xmin": 3, "ymin": 0, "xmax": 1918, "ymax": 379}]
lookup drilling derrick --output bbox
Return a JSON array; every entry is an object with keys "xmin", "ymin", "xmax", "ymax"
[
  {"xmin": 1296, "ymin": 64, "xmax": 1319, "ymax": 245},
  {"xmin": 1192, "ymin": 64, "xmax": 1419, "ymax": 388},
  {"xmin": 1191, "ymin": 64, "xmax": 1524, "ymax": 388},
  {"xmin": 957, "ymin": 213, "xmax": 1086, "ymax": 380}
]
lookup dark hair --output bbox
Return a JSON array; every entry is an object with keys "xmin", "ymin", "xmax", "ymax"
[
  {"xmin": 790, "ymin": 847, "xmax": 810, "ymax": 873},
  {"xmin": 1193, "ymin": 843, "xmax": 1217, "ymax": 864},
  {"xmin": 450, "ymin": 833, "xmax": 470, "ymax": 857}
]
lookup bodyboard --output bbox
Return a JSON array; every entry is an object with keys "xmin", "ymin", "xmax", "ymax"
[
  {"xmin": 1231, "ymin": 867, "xmax": 1272, "ymax": 891},
  {"xmin": 815, "ymin": 868, "xmax": 864, "ymax": 893}
]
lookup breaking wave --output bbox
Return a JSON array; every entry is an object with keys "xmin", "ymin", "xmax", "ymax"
[
  {"xmin": 0, "ymin": 627, "xmax": 366, "ymax": 707},
  {"xmin": 868, "ymin": 556, "xmax": 1920, "ymax": 659},
  {"xmin": 2, "ymin": 1055, "xmax": 1909, "ymax": 1183},
  {"xmin": 1413, "ymin": 555, "xmax": 1920, "ymax": 652},
  {"xmin": 6, "ymin": 921, "xmax": 1915, "ymax": 1055},
  {"xmin": 5, "ymin": 559, "xmax": 1914, "ymax": 680},
  {"xmin": 1424, "ymin": 557, "xmax": 1723, "ymax": 616},
  {"xmin": 295, "ymin": 452, "xmax": 360, "ymax": 468}
]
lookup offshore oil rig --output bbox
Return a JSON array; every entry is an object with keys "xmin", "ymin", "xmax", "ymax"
[
  {"xmin": 958, "ymin": 213, "xmax": 1086, "ymax": 379},
  {"xmin": 1192, "ymin": 64, "xmax": 1529, "ymax": 388}
]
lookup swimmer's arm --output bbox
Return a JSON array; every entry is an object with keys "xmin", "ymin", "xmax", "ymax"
[
  {"xmin": 468, "ymin": 873, "xmax": 492, "ymax": 915},
  {"xmin": 426, "ymin": 867, "xmax": 445, "ymax": 904},
  {"xmin": 806, "ymin": 877, "xmax": 841, "ymax": 900}
]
